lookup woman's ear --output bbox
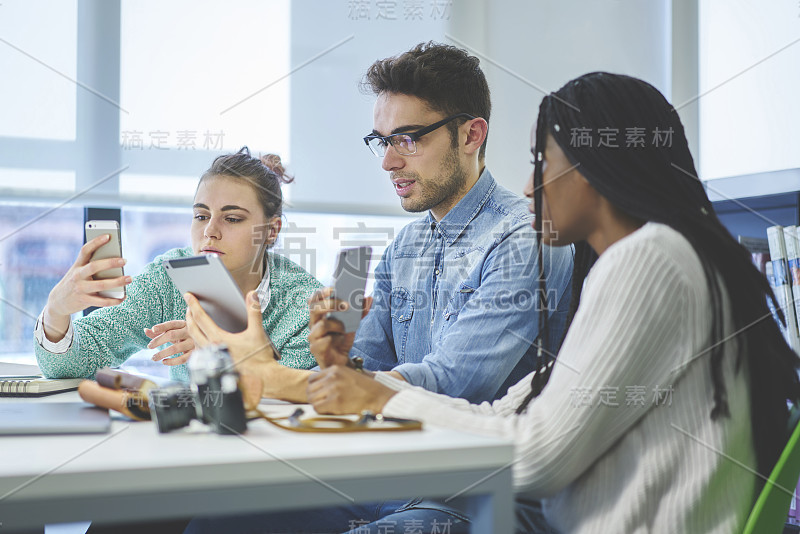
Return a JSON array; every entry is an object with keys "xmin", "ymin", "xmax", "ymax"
[{"xmin": 267, "ymin": 217, "xmax": 282, "ymax": 245}]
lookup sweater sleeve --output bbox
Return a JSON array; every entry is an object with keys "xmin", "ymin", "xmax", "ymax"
[
  {"xmin": 382, "ymin": 234, "xmax": 701, "ymax": 497},
  {"xmin": 273, "ymin": 305, "xmax": 316, "ymax": 370},
  {"xmin": 34, "ymin": 259, "xmax": 170, "ymax": 379},
  {"xmin": 374, "ymin": 370, "xmax": 533, "ymax": 416}
]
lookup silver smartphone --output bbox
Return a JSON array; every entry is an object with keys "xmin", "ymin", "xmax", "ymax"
[
  {"xmin": 327, "ymin": 246, "xmax": 372, "ymax": 332},
  {"xmin": 163, "ymin": 254, "xmax": 281, "ymax": 359},
  {"xmin": 85, "ymin": 220, "xmax": 125, "ymax": 299}
]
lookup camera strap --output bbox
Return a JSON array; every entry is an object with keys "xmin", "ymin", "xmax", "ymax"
[{"xmin": 250, "ymin": 407, "xmax": 422, "ymax": 433}]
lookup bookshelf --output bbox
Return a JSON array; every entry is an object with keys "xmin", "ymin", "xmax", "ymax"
[
  {"xmin": 713, "ymin": 191, "xmax": 800, "ymax": 242},
  {"xmin": 711, "ymin": 171, "xmax": 800, "ymax": 530}
]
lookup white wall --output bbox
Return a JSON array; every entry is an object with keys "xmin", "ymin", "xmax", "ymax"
[
  {"xmin": 288, "ymin": 1, "xmax": 448, "ymax": 215},
  {"xmin": 699, "ymin": 0, "xmax": 800, "ymax": 182},
  {"xmin": 287, "ymin": 0, "xmax": 673, "ymax": 213},
  {"xmin": 288, "ymin": 0, "xmax": 800, "ymax": 209},
  {"xmin": 465, "ymin": 0, "xmax": 672, "ymax": 196}
]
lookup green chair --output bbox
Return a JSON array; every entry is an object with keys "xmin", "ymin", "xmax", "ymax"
[{"xmin": 742, "ymin": 407, "xmax": 800, "ymax": 534}]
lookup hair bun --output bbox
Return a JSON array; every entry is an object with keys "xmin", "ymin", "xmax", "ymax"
[{"xmin": 260, "ymin": 153, "xmax": 294, "ymax": 184}]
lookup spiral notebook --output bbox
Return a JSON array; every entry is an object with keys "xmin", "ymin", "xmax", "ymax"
[{"xmin": 0, "ymin": 362, "xmax": 84, "ymax": 397}]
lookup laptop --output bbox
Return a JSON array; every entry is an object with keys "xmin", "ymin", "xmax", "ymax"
[{"xmin": 0, "ymin": 402, "xmax": 111, "ymax": 435}]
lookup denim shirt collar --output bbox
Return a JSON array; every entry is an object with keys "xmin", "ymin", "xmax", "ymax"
[{"xmin": 426, "ymin": 167, "xmax": 496, "ymax": 246}]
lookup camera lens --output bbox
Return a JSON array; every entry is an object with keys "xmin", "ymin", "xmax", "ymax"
[
  {"xmin": 197, "ymin": 378, "xmax": 247, "ymax": 435},
  {"xmin": 149, "ymin": 388, "xmax": 197, "ymax": 433}
]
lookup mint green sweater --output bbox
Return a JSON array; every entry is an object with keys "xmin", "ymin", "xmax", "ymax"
[{"xmin": 35, "ymin": 247, "xmax": 322, "ymax": 382}]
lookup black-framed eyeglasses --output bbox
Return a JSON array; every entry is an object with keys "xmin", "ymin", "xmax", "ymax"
[{"xmin": 363, "ymin": 113, "xmax": 477, "ymax": 157}]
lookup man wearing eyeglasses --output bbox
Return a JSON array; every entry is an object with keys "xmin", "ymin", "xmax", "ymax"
[
  {"xmin": 309, "ymin": 42, "xmax": 574, "ymax": 406},
  {"xmin": 184, "ymin": 41, "xmax": 571, "ymax": 534}
]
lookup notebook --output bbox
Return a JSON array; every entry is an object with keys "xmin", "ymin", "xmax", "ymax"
[
  {"xmin": 0, "ymin": 361, "xmax": 42, "ymax": 378},
  {"xmin": 0, "ymin": 402, "xmax": 111, "ymax": 435},
  {"xmin": 0, "ymin": 378, "xmax": 85, "ymax": 397},
  {"xmin": 0, "ymin": 361, "xmax": 84, "ymax": 397}
]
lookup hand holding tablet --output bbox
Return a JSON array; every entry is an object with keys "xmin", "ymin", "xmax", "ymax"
[{"xmin": 164, "ymin": 254, "xmax": 280, "ymax": 361}]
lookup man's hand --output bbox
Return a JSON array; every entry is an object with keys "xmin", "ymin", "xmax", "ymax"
[
  {"xmin": 307, "ymin": 366, "xmax": 396, "ymax": 415},
  {"xmin": 308, "ymin": 287, "xmax": 372, "ymax": 368},
  {"xmin": 239, "ymin": 373, "xmax": 265, "ymax": 411},
  {"xmin": 184, "ymin": 291, "xmax": 277, "ymax": 376}
]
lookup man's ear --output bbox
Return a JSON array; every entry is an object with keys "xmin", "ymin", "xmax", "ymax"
[{"xmin": 463, "ymin": 117, "xmax": 488, "ymax": 156}]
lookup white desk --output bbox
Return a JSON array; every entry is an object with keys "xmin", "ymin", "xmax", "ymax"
[{"xmin": 0, "ymin": 392, "xmax": 514, "ymax": 533}]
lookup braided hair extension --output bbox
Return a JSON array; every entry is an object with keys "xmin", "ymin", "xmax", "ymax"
[
  {"xmin": 515, "ymin": 106, "xmax": 561, "ymax": 412},
  {"xmin": 563, "ymin": 241, "xmax": 598, "ymax": 337},
  {"xmin": 515, "ymin": 72, "xmax": 800, "ymax": 477}
]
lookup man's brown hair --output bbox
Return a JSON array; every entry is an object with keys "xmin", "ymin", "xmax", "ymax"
[{"xmin": 362, "ymin": 41, "xmax": 491, "ymax": 160}]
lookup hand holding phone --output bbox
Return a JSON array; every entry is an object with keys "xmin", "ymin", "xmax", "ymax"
[
  {"xmin": 85, "ymin": 220, "xmax": 126, "ymax": 299},
  {"xmin": 308, "ymin": 247, "xmax": 373, "ymax": 369},
  {"xmin": 44, "ymin": 222, "xmax": 131, "ymax": 339},
  {"xmin": 326, "ymin": 246, "xmax": 372, "ymax": 332},
  {"xmin": 308, "ymin": 288, "xmax": 374, "ymax": 368}
]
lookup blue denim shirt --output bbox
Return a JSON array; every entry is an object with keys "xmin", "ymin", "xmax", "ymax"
[{"xmin": 351, "ymin": 168, "xmax": 574, "ymax": 403}]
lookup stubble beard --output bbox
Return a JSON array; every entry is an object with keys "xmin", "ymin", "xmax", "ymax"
[{"xmin": 400, "ymin": 147, "xmax": 468, "ymax": 214}]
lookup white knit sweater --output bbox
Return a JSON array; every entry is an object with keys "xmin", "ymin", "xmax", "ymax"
[{"xmin": 378, "ymin": 223, "xmax": 756, "ymax": 533}]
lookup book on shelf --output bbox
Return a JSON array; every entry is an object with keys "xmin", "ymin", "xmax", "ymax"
[
  {"xmin": 739, "ymin": 235, "xmax": 770, "ymax": 274},
  {"xmin": 766, "ymin": 262, "xmax": 780, "ymax": 329},
  {"xmin": 766, "ymin": 226, "xmax": 800, "ymax": 354},
  {"xmin": 741, "ymin": 235, "xmax": 781, "ymax": 333},
  {"xmin": 785, "ymin": 226, "xmax": 800, "ymax": 343}
]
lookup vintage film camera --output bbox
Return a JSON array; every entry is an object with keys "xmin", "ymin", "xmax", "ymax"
[{"xmin": 149, "ymin": 345, "xmax": 247, "ymax": 435}]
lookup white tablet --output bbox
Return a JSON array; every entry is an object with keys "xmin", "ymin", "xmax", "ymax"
[{"xmin": 163, "ymin": 254, "xmax": 248, "ymax": 334}]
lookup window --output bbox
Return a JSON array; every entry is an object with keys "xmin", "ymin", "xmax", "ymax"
[
  {"xmin": 0, "ymin": 1, "xmax": 435, "ymax": 365},
  {"xmin": 275, "ymin": 211, "xmax": 416, "ymax": 293},
  {"xmin": 119, "ymin": 0, "xmax": 290, "ymax": 154},
  {"xmin": 0, "ymin": 202, "xmax": 82, "ymax": 359},
  {"xmin": 119, "ymin": 173, "xmax": 198, "ymax": 204},
  {"xmin": 0, "ymin": 169, "xmax": 75, "ymax": 195},
  {"xmin": 0, "ymin": 0, "xmax": 77, "ymax": 140}
]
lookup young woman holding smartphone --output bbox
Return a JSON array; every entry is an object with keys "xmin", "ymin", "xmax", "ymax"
[{"xmin": 34, "ymin": 147, "xmax": 322, "ymax": 384}]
